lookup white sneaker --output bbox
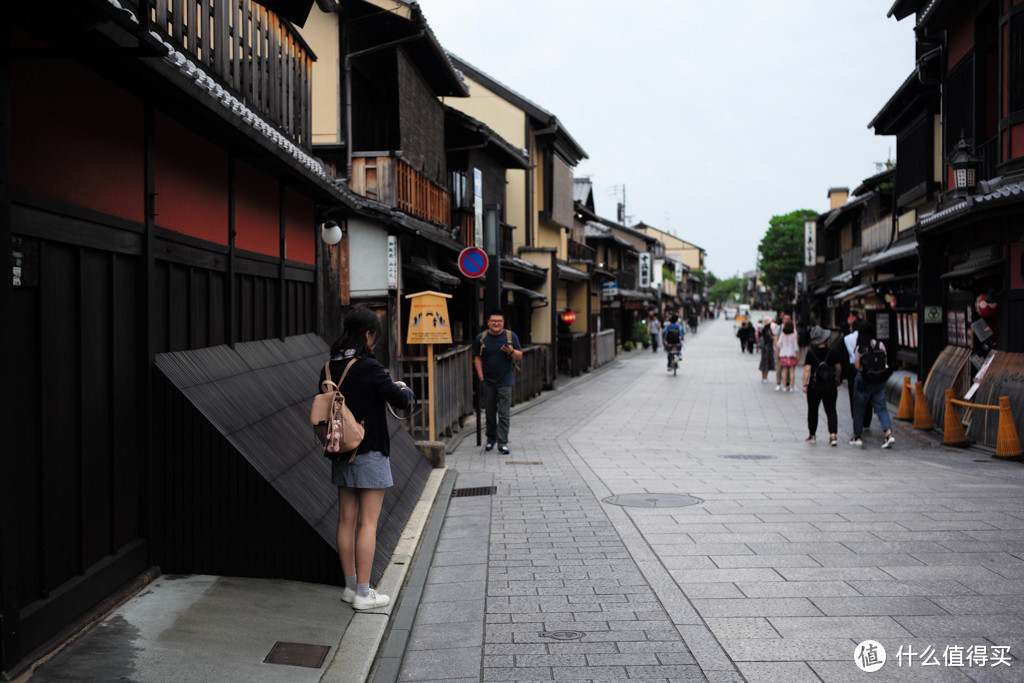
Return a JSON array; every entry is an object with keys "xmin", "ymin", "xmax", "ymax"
[
  {"xmin": 352, "ymin": 588, "xmax": 390, "ymax": 610},
  {"xmin": 775, "ymin": 385, "xmax": 782, "ymax": 391},
  {"xmin": 849, "ymin": 438, "xmax": 863, "ymax": 447},
  {"xmin": 341, "ymin": 587, "xmax": 355, "ymax": 604},
  {"xmin": 882, "ymin": 434, "xmax": 896, "ymax": 449}
]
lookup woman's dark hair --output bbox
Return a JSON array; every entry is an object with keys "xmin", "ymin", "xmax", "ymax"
[
  {"xmin": 783, "ymin": 321, "xmax": 794, "ymax": 334},
  {"xmin": 856, "ymin": 322, "xmax": 877, "ymax": 350},
  {"xmin": 331, "ymin": 306, "xmax": 382, "ymax": 358}
]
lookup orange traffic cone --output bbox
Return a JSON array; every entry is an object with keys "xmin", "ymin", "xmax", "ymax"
[
  {"xmin": 994, "ymin": 396, "xmax": 1023, "ymax": 460},
  {"xmin": 913, "ymin": 380, "xmax": 934, "ymax": 429},
  {"xmin": 896, "ymin": 376, "xmax": 914, "ymax": 421},
  {"xmin": 942, "ymin": 389, "xmax": 970, "ymax": 447}
]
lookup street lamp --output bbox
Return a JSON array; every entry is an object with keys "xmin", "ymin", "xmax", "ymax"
[
  {"xmin": 320, "ymin": 219, "xmax": 344, "ymax": 245},
  {"xmin": 948, "ymin": 135, "xmax": 980, "ymax": 193}
]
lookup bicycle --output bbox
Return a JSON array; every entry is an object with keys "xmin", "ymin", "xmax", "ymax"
[{"xmin": 665, "ymin": 342, "xmax": 682, "ymax": 376}]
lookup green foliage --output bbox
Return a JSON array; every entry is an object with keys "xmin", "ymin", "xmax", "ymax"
[
  {"xmin": 630, "ymin": 321, "xmax": 650, "ymax": 346},
  {"xmin": 758, "ymin": 209, "xmax": 816, "ymax": 307},
  {"xmin": 623, "ymin": 341, "xmax": 634, "ymax": 351},
  {"xmin": 662, "ymin": 264, "xmax": 676, "ymax": 283},
  {"xmin": 709, "ymin": 276, "xmax": 744, "ymax": 303}
]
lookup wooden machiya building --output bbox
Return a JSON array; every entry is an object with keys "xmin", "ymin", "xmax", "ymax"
[
  {"xmin": 1, "ymin": 0, "xmax": 442, "ymax": 674},
  {"xmin": 869, "ymin": 0, "xmax": 1024, "ymax": 450}
]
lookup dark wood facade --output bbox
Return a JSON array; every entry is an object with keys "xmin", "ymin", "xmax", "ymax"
[{"xmin": 1, "ymin": 2, "xmax": 340, "ymax": 673}]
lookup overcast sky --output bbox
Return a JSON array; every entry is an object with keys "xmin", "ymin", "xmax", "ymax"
[{"xmin": 417, "ymin": 1, "xmax": 916, "ymax": 279}]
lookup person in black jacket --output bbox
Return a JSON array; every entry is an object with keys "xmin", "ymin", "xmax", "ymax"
[{"xmin": 320, "ymin": 306, "xmax": 413, "ymax": 611}]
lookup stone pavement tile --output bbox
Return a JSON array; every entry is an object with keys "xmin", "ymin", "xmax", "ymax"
[
  {"xmin": 513, "ymin": 653, "xmax": 587, "ymax": 667},
  {"xmin": 396, "ymin": 646, "xmax": 481, "ymax": 681},
  {"xmin": 930, "ymin": 596, "xmax": 1024, "ymax": 616},
  {"xmin": 908, "ymin": 552, "xmax": 1024, "ymax": 567},
  {"xmin": 545, "ymin": 642, "xmax": 620, "ymax": 656},
  {"xmin": 687, "ymin": 532, "xmax": 791, "ymax": 544},
  {"xmin": 809, "ymin": 553, "xmax": 926, "ymax": 567},
  {"xmin": 737, "ymin": 581, "xmax": 861, "ymax": 598},
  {"xmin": 808, "ymin": 660, "xmax": 975, "ymax": 682},
  {"xmin": 780, "ymin": 531, "xmax": 891, "ymax": 543},
  {"xmin": 624, "ymin": 664, "xmax": 706, "ymax": 680},
  {"xmin": 950, "ymin": 576, "xmax": 1024, "ymax": 595},
  {"xmin": 710, "ymin": 553, "xmax": 821, "ymax": 569},
  {"xmin": 846, "ymin": 579, "xmax": 979, "ymax": 597},
  {"xmin": 777, "ymin": 567, "xmax": 895, "ymax": 581},
  {"xmin": 810, "ymin": 596, "xmax": 948, "ymax": 616},
  {"xmin": 721, "ymin": 636, "xmax": 855, "ymax": 661},
  {"xmin": 935, "ymin": 540, "xmax": 1024, "ymax": 553},
  {"xmin": 658, "ymin": 555, "xmax": 719, "ymax": 570},
  {"xmin": 703, "ymin": 617, "xmax": 780, "ymax": 639},
  {"xmin": 691, "ymin": 597, "xmax": 824, "ymax": 618},
  {"xmin": 734, "ymin": 661, "xmax": 821, "ymax": 682},
  {"xmin": 430, "ymin": 549, "xmax": 489, "ymax": 567},
  {"xmin": 419, "ymin": 580, "xmax": 485, "ymax": 604},
  {"xmin": 879, "ymin": 565, "xmax": 1007, "ymax": 582},
  {"xmin": 669, "ymin": 568, "xmax": 785, "ymax": 583},
  {"xmin": 677, "ymin": 582, "xmax": 746, "ymax": 599},
  {"xmin": 480, "ymin": 666, "xmax": 552, "ymax": 681},
  {"xmin": 423, "ymin": 562, "xmax": 486, "ymax": 585},
  {"xmin": 547, "ymin": 665, "xmax": 627, "ymax": 680},
  {"xmin": 893, "ymin": 615, "xmax": 1024, "ymax": 637},
  {"xmin": 483, "ymin": 643, "xmax": 548, "ymax": 656},
  {"xmin": 413, "ymin": 598, "xmax": 486, "ymax": 625},
  {"xmin": 406, "ymin": 620, "xmax": 483, "ymax": 651},
  {"xmin": 843, "ymin": 540, "xmax": 953, "ymax": 553},
  {"xmin": 767, "ymin": 616, "xmax": 914, "ymax": 638},
  {"xmin": 656, "ymin": 542, "xmax": 756, "ymax": 556},
  {"xmin": 746, "ymin": 541, "xmax": 857, "ymax": 555}
]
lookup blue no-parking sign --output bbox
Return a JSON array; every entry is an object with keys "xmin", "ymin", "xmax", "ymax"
[{"xmin": 458, "ymin": 247, "xmax": 488, "ymax": 279}]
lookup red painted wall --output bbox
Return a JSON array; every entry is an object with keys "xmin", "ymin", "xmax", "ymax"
[
  {"xmin": 235, "ymin": 160, "xmax": 280, "ymax": 257},
  {"xmin": 154, "ymin": 114, "xmax": 228, "ymax": 244},
  {"xmin": 946, "ymin": 7, "xmax": 974, "ymax": 69},
  {"xmin": 285, "ymin": 189, "xmax": 315, "ymax": 265},
  {"xmin": 10, "ymin": 36, "xmax": 144, "ymax": 222}
]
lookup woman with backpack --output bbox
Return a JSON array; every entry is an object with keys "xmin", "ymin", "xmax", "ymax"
[
  {"xmin": 321, "ymin": 306, "xmax": 414, "ymax": 610},
  {"xmin": 801, "ymin": 325, "xmax": 841, "ymax": 446},
  {"xmin": 851, "ymin": 322, "xmax": 896, "ymax": 448}
]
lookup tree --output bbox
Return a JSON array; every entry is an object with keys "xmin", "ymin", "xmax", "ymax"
[
  {"xmin": 758, "ymin": 209, "xmax": 815, "ymax": 310},
  {"xmin": 709, "ymin": 275, "xmax": 744, "ymax": 304}
]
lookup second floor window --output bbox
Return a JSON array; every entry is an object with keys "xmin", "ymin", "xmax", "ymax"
[{"xmin": 1010, "ymin": 12, "xmax": 1024, "ymax": 114}]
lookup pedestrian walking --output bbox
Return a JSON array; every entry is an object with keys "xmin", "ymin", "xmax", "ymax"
[
  {"xmin": 473, "ymin": 310, "xmax": 523, "ymax": 455},
  {"xmin": 850, "ymin": 322, "xmax": 896, "ymax": 448},
  {"xmin": 774, "ymin": 313, "xmax": 788, "ymax": 389},
  {"xmin": 757, "ymin": 316, "xmax": 775, "ymax": 383},
  {"xmin": 775, "ymin": 318, "xmax": 799, "ymax": 391},
  {"xmin": 322, "ymin": 306, "xmax": 414, "ymax": 611},
  {"xmin": 649, "ymin": 314, "xmax": 661, "ymax": 353},
  {"xmin": 802, "ymin": 325, "xmax": 841, "ymax": 446},
  {"xmin": 736, "ymin": 321, "xmax": 755, "ymax": 353},
  {"xmin": 842, "ymin": 312, "xmax": 874, "ymax": 434}
]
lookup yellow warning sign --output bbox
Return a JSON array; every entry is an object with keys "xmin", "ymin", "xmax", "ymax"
[{"xmin": 405, "ymin": 291, "xmax": 453, "ymax": 344}]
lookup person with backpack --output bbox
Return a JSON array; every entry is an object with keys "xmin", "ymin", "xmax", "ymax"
[
  {"xmin": 322, "ymin": 306, "xmax": 414, "ymax": 611},
  {"xmin": 662, "ymin": 314, "xmax": 685, "ymax": 371},
  {"xmin": 851, "ymin": 322, "xmax": 896, "ymax": 448},
  {"xmin": 842, "ymin": 313, "xmax": 873, "ymax": 435},
  {"xmin": 801, "ymin": 325, "xmax": 841, "ymax": 446},
  {"xmin": 473, "ymin": 310, "xmax": 522, "ymax": 454}
]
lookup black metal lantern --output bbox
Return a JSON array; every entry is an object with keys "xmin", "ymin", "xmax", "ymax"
[{"xmin": 948, "ymin": 135, "xmax": 981, "ymax": 192}]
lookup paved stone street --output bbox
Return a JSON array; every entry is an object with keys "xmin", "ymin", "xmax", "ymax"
[{"xmin": 397, "ymin": 317, "xmax": 1024, "ymax": 682}]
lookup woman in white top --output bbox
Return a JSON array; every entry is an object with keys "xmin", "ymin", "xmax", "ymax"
[{"xmin": 775, "ymin": 320, "xmax": 800, "ymax": 391}]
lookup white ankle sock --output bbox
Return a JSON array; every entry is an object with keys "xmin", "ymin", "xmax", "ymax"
[{"xmin": 345, "ymin": 575, "xmax": 356, "ymax": 591}]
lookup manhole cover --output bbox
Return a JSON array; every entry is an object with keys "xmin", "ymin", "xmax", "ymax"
[
  {"xmin": 721, "ymin": 455, "xmax": 776, "ymax": 460},
  {"xmin": 540, "ymin": 630, "xmax": 585, "ymax": 640},
  {"xmin": 602, "ymin": 493, "xmax": 702, "ymax": 508},
  {"xmin": 264, "ymin": 641, "xmax": 330, "ymax": 668}
]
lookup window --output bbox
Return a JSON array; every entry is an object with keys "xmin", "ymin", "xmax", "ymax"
[{"xmin": 1010, "ymin": 12, "xmax": 1024, "ymax": 114}]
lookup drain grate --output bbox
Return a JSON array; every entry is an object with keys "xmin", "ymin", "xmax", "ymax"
[
  {"xmin": 721, "ymin": 454, "xmax": 776, "ymax": 460},
  {"xmin": 264, "ymin": 641, "xmax": 330, "ymax": 668},
  {"xmin": 540, "ymin": 630, "xmax": 585, "ymax": 640},
  {"xmin": 506, "ymin": 461, "xmax": 543, "ymax": 465},
  {"xmin": 603, "ymin": 493, "xmax": 702, "ymax": 508},
  {"xmin": 451, "ymin": 486, "xmax": 497, "ymax": 498}
]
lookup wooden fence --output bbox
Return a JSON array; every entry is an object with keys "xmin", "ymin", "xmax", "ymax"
[
  {"xmin": 594, "ymin": 329, "xmax": 616, "ymax": 369},
  {"xmin": 398, "ymin": 345, "xmax": 474, "ymax": 441}
]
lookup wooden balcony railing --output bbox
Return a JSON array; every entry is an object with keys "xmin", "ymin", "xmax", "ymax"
[
  {"xmin": 977, "ymin": 135, "xmax": 998, "ymax": 184},
  {"xmin": 134, "ymin": 0, "xmax": 314, "ymax": 146},
  {"xmin": 568, "ymin": 239, "xmax": 596, "ymax": 262},
  {"xmin": 451, "ymin": 207, "xmax": 474, "ymax": 246},
  {"xmin": 351, "ymin": 154, "xmax": 451, "ymax": 227},
  {"xmin": 500, "ymin": 223, "xmax": 514, "ymax": 258}
]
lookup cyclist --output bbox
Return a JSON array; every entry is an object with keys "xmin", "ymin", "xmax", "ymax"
[{"xmin": 662, "ymin": 314, "xmax": 685, "ymax": 371}]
